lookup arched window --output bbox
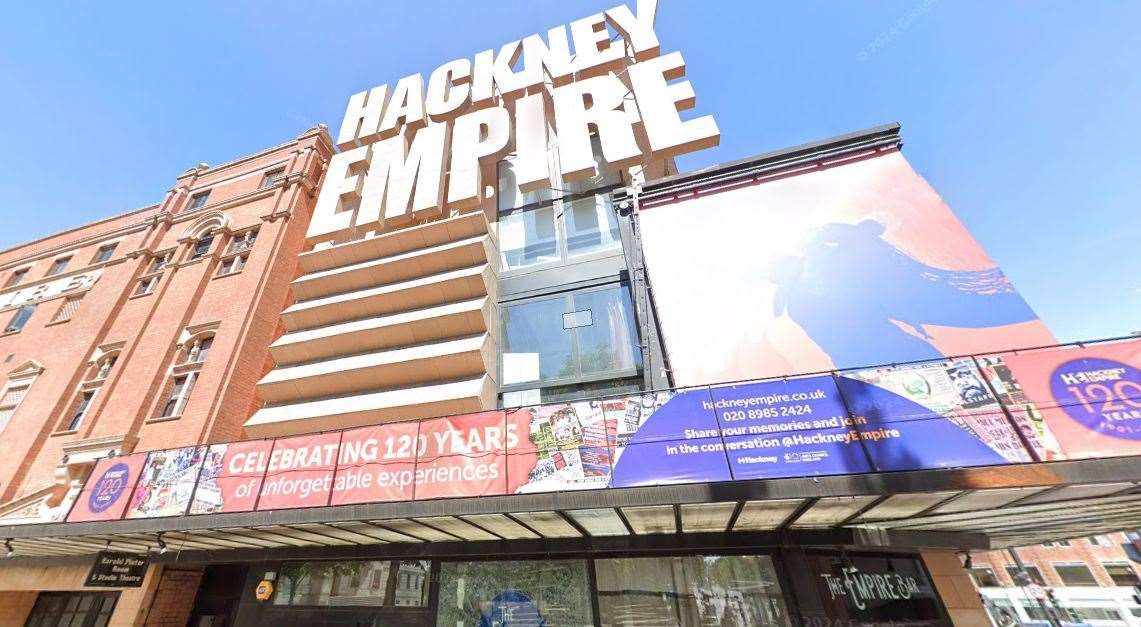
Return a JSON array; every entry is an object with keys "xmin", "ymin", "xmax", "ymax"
[
  {"xmin": 190, "ymin": 230, "xmax": 216, "ymax": 260},
  {"xmin": 181, "ymin": 211, "xmax": 232, "ymax": 263}
]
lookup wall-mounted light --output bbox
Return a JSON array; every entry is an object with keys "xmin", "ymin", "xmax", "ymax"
[
  {"xmin": 156, "ymin": 533, "xmax": 168, "ymax": 555},
  {"xmin": 4, "ymin": 539, "xmax": 13, "ymax": 558}
]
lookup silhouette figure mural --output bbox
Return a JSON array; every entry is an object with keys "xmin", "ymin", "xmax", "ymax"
[
  {"xmin": 638, "ymin": 150, "xmax": 1056, "ymax": 386},
  {"xmin": 770, "ymin": 219, "xmax": 1040, "ymax": 368}
]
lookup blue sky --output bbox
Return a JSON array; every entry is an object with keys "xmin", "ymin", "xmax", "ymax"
[{"xmin": 0, "ymin": 1, "xmax": 1138, "ymax": 342}]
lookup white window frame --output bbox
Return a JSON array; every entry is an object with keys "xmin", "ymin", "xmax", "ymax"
[
  {"xmin": 0, "ymin": 365, "xmax": 42, "ymax": 435},
  {"xmin": 160, "ymin": 372, "xmax": 198, "ymax": 418},
  {"xmin": 45, "ymin": 256, "xmax": 71, "ymax": 277},
  {"xmin": 61, "ymin": 389, "xmax": 97, "ymax": 432}
]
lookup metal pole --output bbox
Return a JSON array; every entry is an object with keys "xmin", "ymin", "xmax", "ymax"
[{"xmin": 1009, "ymin": 548, "xmax": 1061, "ymax": 627}]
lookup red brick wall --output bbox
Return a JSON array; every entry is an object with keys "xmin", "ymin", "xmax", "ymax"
[
  {"xmin": 142, "ymin": 567, "xmax": 204, "ymax": 627},
  {"xmin": 0, "ymin": 126, "xmax": 332, "ymax": 505},
  {"xmin": 970, "ymin": 533, "xmax": 1137, "ymax": 588}
]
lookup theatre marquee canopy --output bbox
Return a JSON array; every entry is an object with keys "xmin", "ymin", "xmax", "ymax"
[{"xmin": 2, "ymin": 338, "xmax": 1140, "ymax": 561}]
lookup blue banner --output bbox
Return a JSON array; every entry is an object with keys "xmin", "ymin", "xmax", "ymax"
[{"xmin": 711, "ymin": 376, "xmax": 873, "ymax": 479}]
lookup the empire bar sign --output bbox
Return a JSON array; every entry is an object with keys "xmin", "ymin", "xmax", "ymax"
[
  {"xmin": 309, "ymin": 0, "xmax": 719, "ymax": 243},
  {"xmin": 821, "ymin": 568, "xmax": 923, "ymax": 611}
]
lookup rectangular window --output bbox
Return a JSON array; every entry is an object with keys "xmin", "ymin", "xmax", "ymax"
[
  {"xmin": 148, "ymin": 254, "xmax": 170, "ymax": 274},
  {"xmin": 187, "ymin": 191, "xmax": 210, "ymax": 210},
  {"xmin": 970, "ymin": 567, "xmax": 1001, "ymax": 588},
  {"xmin": 24, "ymin": 592, "xmax": 119, "ymax": 627},
  {"xmin": 4, "ymin": 268, "xmax": 27, "ymax": 288},
  {"xmin": 1087, "ymin": 535, "xmax": 1111, "ymax": 546},
  {"xmin": 260, "ymin": 169, "xmax": 284, "ymax": 189},
  {"xmin": 5, "ymin": 304, "xmax": 35, "ymax": 332},
  {"xmin": 218, "ymin": 255, "xmax": 247, "ymax": 276},
  {"xmin": 1054, "ymin": 563, "xmax": 1099, "ymax": 586},
  {"xmin": 95, "ymin": 356, "xmax": 117, "ymax": 380},
  {"xmin": 1104, "ymin": 563, "xmax": 1140, "ymax": 586},
  {"xmin": 564, "ymin": 194, "xmax": 621, "ymax": 259},
  {"xmin": 187, "ymin": 337, "xmax": 213, "ymax": 364},
  {"xmin": 498, "ymin": 204, "xmax": 559, "ymax": 270},
  {"xmin": 91, "ymin": 243, "xmax": 117, "ymax": 264},
  {"xmin": 1005, "ymin": 565, "xmax": 1045, "ymax": 586},
  {"xmin": 394, "ymin": 561, "xmax": 429, "ymax": 607},
  {"xmin": 135, "ymin": 276, "xmax": 158, "ymax": 296},
  {"xmin": 274, "ymin": 560, "xmax": 429, "ymax": 607},
  {"xmin": 1043, "ymin": 540, "xmax": 1071, "ymax": 547},
  {"xmin": 595, "ymin": 555, "xmax": 791, "ymax": 627},
  {"xmin": 0, "ymin": 384, "xmax": 30, "ymax": 434},
  {"xmin": 161, "ymin": 373, "xmax": 197, "ymax": 417},
  {"xmin": 496, "ymin": 139, "xmax": 623, "ymax": 274},
  {"xmin": 437, "ymin": 559, "xmax": 593, "ymax": 626},
  {"xmin": 51, "ymin": 295, "xmax": 83, "ymax": 323},
  {"xmin": 501, "ymin": 284, "xmax": 641, "ymax": 397},
  {"xmin": 0, "ymin": 385, "xmax": 29, "ymax": 408},
  {"xmin": 46, "ymin": 257, "xmax": 71, "ymax": 276},
  {"xmin": 191, "ymin": 234, "xmax": 215, "ymax": 260},
  {"xmin": 63, "ymin": 390, "xmax": 95, "ymax": 431},
  {"xmin": 496, "ymin": 196, "xmax": 622, "ymax": 272},
  {"xmin": 227, "ymin": 230, "xmax": 258, "ymax": 254},
  {"xmin": 1074, "ymin": 607, "xmax": 1123, "ymax": 622}
]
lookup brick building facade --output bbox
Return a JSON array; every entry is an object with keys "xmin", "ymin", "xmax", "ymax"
[
  {"xmin": 0, "ymin": 125, "xmax": 332, "ymax": 625},
  {"xmin": 969, "ymin": 532, "xmax": 1141, "ymax": 625}
]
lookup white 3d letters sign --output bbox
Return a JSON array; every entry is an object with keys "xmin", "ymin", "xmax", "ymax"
[{"xmin": 310, "ymin": 0, "xmax": 719, "ymax": 243}]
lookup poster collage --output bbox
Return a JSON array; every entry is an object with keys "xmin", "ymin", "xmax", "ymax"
[{"xmin": 67, "ymin": 340, "xmax": 1141, "ymax": 522}]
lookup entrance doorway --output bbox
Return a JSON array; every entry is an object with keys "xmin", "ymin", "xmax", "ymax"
[{"xmin": 188, "ymin": 564, "xmax": 248, "ymax": 627}]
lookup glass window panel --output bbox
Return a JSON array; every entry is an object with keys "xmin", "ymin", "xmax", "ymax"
[
  {"xmin": 972, "ymin": 567, "xmax": 1001, "ymax": 587},
  {"xmin": 191, "ymin": 234, "xmax": 215, "ymax": 259},
  {"xmin": 1055, "ymin": 564, "xmax": 1099, "ymax": 586},
  {"xmin": 4, "ymin": 268, "xmax": 27, "ymax": 287},
  {"xmin": 92, "ymin": 244, "xmax": 117, "ymax": 263},
  {"xmin": 503, "ymin": 296, "xmax": 572, "ymax": 385},
  {"xmin": 0, "ymin": 407, "xmax": 15, "ymax": 433},
  {"xmin": 274, "ymin": 560, "xmax": 391, "ymax": 606},
  {"xmin": 565, "ymin": 194, "xmax": 621, "ymax": 258},
  {"xmin": 47, "ymin": 257, "xmax": 71, "ymax": 276},
  {"xmin": 1, "ymin": 385, "xmax": 29, "ymax": 406},
  {"xmin": 437, "ymin": 559, "xmax": 593, "ymax": 627},
  {"xmin": 188, "ymin": 191, "xmax": 210, "ymax": 209},
  {"xmin": 393, "ymin": 560, "xmax": 431, "ymax": 606},
  {"xmin": 1005, "ymin": 565, "xmax": 1045, "ymax": 586},
  {"xmin": 571, "ymin": 286, "xmax": 641, "ymax": 377},
  {"xmin": 1105, "ymin": 563, "xmax": 1140, "ymax": 586},
  {"xmin": 498, "ymin": 206, "xmax": 559, "ymax": 270},
  {"xmin": 595, "ymin": 555, "xmax": 792, "ymax": 627},
  {"xmin": 6, "ymin": 304, "xmax": 35, "ymax": 332}
]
